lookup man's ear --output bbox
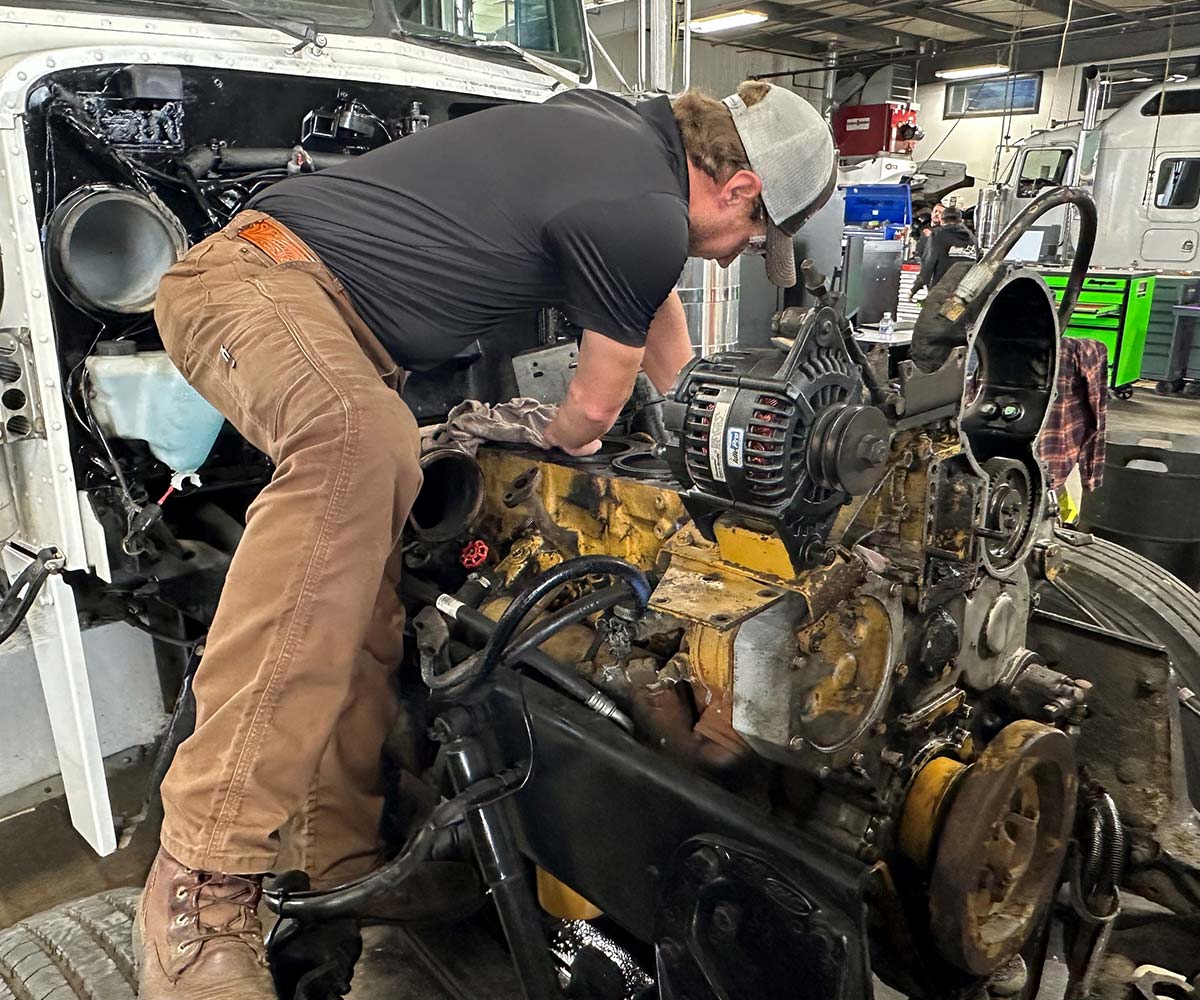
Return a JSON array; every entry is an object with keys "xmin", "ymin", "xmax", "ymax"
[{"xmin": 720, "ymin": 169, "xmax": 763, "ymax": 210}]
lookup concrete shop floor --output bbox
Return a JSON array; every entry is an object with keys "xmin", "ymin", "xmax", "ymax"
[{"xmin": 1, "ymin": 381, "xmax": 1197, "ymax": 992}]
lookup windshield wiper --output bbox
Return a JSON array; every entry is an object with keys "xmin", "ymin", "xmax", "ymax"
[
  {"xmin": 390, "ymin": 26, "xmax": 577, "ymax": 88},
  {"xmin": 136, "ymin": 0, "xmax": 328, "ymax": 53}
]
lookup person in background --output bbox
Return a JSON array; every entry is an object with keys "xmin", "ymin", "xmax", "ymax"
[
  {"xmin": 930, "ymin": 201, "xmax": 946, "ymax": 228},
  {"xmin": 912, "ymin": 212, "xmax": 933, "ymax": 261},
  {"xmin": 909, "ymin": 205, "xmax": 977, "ymax": 300}
]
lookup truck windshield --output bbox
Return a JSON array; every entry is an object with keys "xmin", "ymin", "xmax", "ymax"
[{"xmin": 9, "ymin": 0, "xmax": 587, "ymax": 70}]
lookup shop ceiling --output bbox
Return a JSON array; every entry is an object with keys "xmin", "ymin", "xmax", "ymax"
[{"xmin": 596, "ymin": 0, "xmax": 1200, "ymax": 82}]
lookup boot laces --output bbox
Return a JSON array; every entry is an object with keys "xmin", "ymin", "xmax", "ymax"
[{"xmin": 181, "ymin": 873, "xmax": 264, "ymax": 952}]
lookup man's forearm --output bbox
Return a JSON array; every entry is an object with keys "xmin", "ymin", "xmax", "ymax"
[
  {"xmin": 542, "ymin": 330, "xmax": 644, "ymax": 454},
  {"xmin": 642, "ymin": 291, "xmax": 694, "ymax": 394}
]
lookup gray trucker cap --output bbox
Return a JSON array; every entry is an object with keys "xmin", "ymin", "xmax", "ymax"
[{"xmin": 722, "ymin": 85, "xmax": 837, "ymax": 287}]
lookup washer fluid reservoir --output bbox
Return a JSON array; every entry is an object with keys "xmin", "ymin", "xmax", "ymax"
[{"xmin": 84, "ymin": 345, "xmax": 224, "ymax": 482}]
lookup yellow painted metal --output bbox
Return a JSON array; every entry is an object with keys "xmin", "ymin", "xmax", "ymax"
[
  {"xmin": 898, "ymin": 756, "xmax": 968, "ymax": 868},
  {"xmin": 712, "ymin": 519, "xmax": 797, "ymax": 580},
  {"xmin": 476, "ymin": 450, "xmax": 685, "ymax": 570},
  {"xmin": 686, "ymin": 622, "xmax": 736, "ymax": 690},
  {"xmin": 536, "ymin": 868, "xmax": 603, "ymax": 921}
]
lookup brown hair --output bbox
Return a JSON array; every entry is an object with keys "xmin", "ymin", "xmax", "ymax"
[
  {"xmin": 672, "ymin": 80, "xmax": 770, "ymax": 220},
  {"xmin": 671, "ymin": 80, "xmax": 770, "ymax": 184}
]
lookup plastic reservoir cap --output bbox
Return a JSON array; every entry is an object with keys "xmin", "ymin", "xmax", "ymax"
[{"xmin": 95, "ymin": 340, "xmax": 138, "ymax": 357}]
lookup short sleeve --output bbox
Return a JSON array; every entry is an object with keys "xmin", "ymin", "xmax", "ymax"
[{"xmin": 544, "ymin": 193, "xmax": 689, "ymax": 347}]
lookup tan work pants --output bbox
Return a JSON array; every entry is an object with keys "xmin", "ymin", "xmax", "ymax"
[{"xmin": 155, "ymin": 211, "xmax": 423, "ymax": 886}]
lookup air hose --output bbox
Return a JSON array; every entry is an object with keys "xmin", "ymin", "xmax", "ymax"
[{"xmin": 466, "ymin": 555, "xmax": 650, "ymax": 692}]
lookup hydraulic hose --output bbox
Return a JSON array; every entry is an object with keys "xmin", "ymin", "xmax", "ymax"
[
  {"xmin": 937, "ymin": 186, "xmax": 1098, "ymax": 330},
  {"xmin": 502, "ymin": 583, "xmax": 631, "ymax": 665},
  {"xmin": 0, "ymin": 548, "xmax": 65, "ymax": 647},
  {"xmin": 475, "ymin": 556, "xmax": 651, "ymax": 688},
  {"xmin": 404, "ymin": 577, "xmax": 636, "ymax": 733},
  {"xmin": 984, "ymin": 186, "xmax": 1097, "ymax": 325},
  {"xmin": 267, "ymin": 795, "xmax": 469, "ymax": 921}
]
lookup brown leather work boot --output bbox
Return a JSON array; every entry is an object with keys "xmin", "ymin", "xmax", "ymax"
[{"xmin": 135, "ymin": 848, "xmax": 276, "ymax": 999}]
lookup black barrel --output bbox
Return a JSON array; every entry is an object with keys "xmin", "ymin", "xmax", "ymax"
[{"xmin": 1080, "ymin": 430, "xmax": 1200, "ymax": 589}]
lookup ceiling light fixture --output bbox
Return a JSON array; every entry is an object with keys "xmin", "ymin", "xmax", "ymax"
[
  {"xmin": 935, "ymin": 63, "xmax": 1011, "ymax": 81},
  {"xmin": 688, "ymin": 9, "xmax": 768, "ymax": 33}
]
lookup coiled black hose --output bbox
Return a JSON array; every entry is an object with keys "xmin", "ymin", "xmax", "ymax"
[
  {"xmin": 1085, "ymin": 805, "xmax": 1105, "ymax": 886},
  {"xmin": 502, "ymin": 583, "xmax": 631, "ymax": 665},
  {"xmin": 404, "ymin": 577, "xmax": 636, "ymax": 733},
  {"xmin": 474, "ymin": 556, "xmax": 651, "ymax": 689}
]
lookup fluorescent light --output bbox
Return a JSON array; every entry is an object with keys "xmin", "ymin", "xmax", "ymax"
[
  {"xmin": 935, "ymin": 64, "xmax": 1010, "ymax": 81},
  {"xmin": 1129, "ymin": 76, "xmax": 1154, "ymax": 83},
  {"xmin": 688, "ymin": 9, "xmax": 768, "ymax": 33}
]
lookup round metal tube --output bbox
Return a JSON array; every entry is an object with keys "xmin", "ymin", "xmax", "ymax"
[{"xmin": 409, "ymin": 449, "xmax": 484, "ymax": 542}]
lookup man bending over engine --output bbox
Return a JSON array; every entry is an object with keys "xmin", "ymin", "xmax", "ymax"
[{"xmin": 138, "ymin": 81, "xmax": 836, "ymax": 999}]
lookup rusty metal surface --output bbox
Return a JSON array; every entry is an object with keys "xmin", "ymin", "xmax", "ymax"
[
  {"xmin": 929, "ymin": 721, "xmax": 1077, "ymax": 977},
  {"xmin": 648, "ymin": 563, "xmax": 785, "ymax": 633},
  {"xmin": 477, "ymin": 449, "xmax": 686, "ymax": 569}
]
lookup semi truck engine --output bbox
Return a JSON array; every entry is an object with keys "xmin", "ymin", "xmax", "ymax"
[{"xmin": 342, "ymin": 246, "xmax": 1199, "ymax": 999}]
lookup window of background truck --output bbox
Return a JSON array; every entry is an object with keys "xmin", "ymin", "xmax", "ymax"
[{"xmin": 1156, "ymin": 158, "xmax": 1200, "ymax": 210}]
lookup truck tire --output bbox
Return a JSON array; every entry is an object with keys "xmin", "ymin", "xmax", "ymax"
[
  {"xmin": 1040, "ymin": 530, "xmax": 1200, "ymax": 794},
  {"xmin": 0, "ymin": 888, "xmax": 139, "ymax": 1000}
]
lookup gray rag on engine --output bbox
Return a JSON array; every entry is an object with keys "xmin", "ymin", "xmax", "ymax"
[{"xmin": 420, "ymin": 398, "xmax": 558, "ymax": 456}]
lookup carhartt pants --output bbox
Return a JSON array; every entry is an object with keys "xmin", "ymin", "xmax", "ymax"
[{"xmin": 155, "ymin": 211, "xmax": 422, "ymax": 886}]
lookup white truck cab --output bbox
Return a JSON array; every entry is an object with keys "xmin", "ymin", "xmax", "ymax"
[
  {"xmin": 0, "ymin": 0, "xmax": 589, "ymax": 854},
  {"xmin": 993, "ymin": 80, "xmax": 1200, "ymax": 266}
]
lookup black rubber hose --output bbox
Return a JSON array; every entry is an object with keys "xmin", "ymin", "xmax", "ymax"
[
  {"xmin": 180, "ymin": 144, "xmax": 355, "ymax": 176},
  {"xmin": 502, "ymin": 583, "xmax": 630, "ymax": 665},
  {"xmin": 978, "ymin": 186, "xmax": 1097, "ymax": 325},
  {"xmin": 475, "ymin": 556, "xmax": 651, "ymax": 687},
  {"xmin": 1098, "ymin": 792, "xmax": 1126, "ymax": 889},
  {"xmin": 404, "ymin": 577, "xmax": 636, "ymax": 734},
  {"xmin": 267, "ymin": 797, "xmax": 464, "ymax": 920},
  {"xmin": 0, "ymin": 557, "xmax": 57, "ymax": 647}
]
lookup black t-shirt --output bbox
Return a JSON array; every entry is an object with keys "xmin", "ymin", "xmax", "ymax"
[{"xmin": 250, "ymin": 92, "xmax": 690, "ymax": 371}]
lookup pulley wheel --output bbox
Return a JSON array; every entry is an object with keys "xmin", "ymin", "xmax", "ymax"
[
  {"xmin": 929, "ymin": 720, "xmax": 1076, "ymax": 976},
  {"xmin": 807, "ymin": 403, "xmax": 890, "ymax": 495}
]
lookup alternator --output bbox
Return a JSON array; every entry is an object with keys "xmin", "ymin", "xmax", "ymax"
[{"xmin": 667, "ymin": 305, "xmax": 889, "ymax": 571}]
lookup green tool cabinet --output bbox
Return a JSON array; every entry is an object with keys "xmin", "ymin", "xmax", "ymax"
[{"xmin": 1037, "ymin": 268, "xmax": 1156, "ymax": 396}]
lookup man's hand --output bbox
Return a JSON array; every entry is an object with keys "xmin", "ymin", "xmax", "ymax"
[
  {"xmin": 558, "ymin": 438, "xmax": 603, "ymax": 457},
  {"xmin": 543, "ymin": 331, "xmax": 643, "ymax": 452}
]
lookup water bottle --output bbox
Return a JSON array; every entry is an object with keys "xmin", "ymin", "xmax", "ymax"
[{"xmin": 879, "ymin": 312, "xmax": 894, "ymax": 340}]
